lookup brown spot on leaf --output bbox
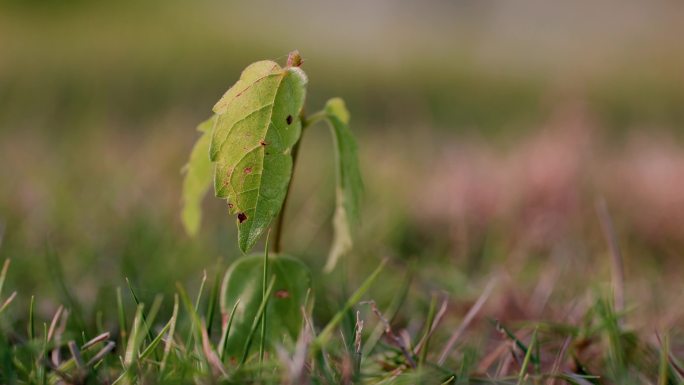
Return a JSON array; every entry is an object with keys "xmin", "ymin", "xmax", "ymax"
[
  {"xmin": 237, "ymin": 212, "xmax": 247, "ymax": 223},
  {"xmin": 286, "ymin": 115, "xmax": 293, "ymax": 125},
  {"xmin": 275, "ymin": 290, "xmax": 290, "ymax": 299},
  {"xmin": 244, "ymin": 167, "xmax": 252, "ymax": 174},
  {"xmin": 260, "ymin": 140, "xmax": 268, "ymax": 146}
]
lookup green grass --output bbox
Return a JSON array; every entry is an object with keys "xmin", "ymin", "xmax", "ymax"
[{"xmin": 0, "ymin": 253, "xmax": 681, "ymax": 384}]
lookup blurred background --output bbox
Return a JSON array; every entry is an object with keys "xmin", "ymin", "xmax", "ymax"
[{"xmin": 1, "ymin": 0, "xmax": 684, "ymax": 333}]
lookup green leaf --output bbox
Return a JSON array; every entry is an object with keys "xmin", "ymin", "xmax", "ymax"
[
  {"xmin": 181, "ymin": 117, "xmax": 215, "ymax": 236},
  {"xmin": 323, "ymin": 98, "xmax": 363, "ymax": 272},
  {"xmin": 211, "ymin": 60, "xmax": 308, "ymax": 253},
  {"xmin": 219, "ymin": 254, "xmax": 311, "ymax": 359}
]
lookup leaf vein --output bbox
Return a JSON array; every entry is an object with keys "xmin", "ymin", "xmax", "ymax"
[{"xmin": 216, "ymin": 103, "xmax": 274, "ymax": 154}]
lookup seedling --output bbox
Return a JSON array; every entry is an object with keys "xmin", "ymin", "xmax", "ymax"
[{"xmin": 181, "ymin": 50, "xmax": 363, "ymax": 358}]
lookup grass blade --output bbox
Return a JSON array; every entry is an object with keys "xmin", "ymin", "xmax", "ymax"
[
  {"xmin": 596, "ymin": 198, "xmax": 625, "ymax": 314},
  {"xmin": 315, "ymin": 258, "xmax": 387, "ymax": 348},
  {"xmin": 82, "ymin": 332, "xmax": 110, "ymax": 350},
  {"xmin": 184, "ymin": 271, "xmax": 208, "ymax": 349},
  {"xmin": 361, "ymin": 271, "xmax": 411, "ymax": 356},
  {"xmin": 176, "ymin": 282, "xmax": 211, "ymax": 372},
  {"xmin": 0, "ymin": 291, "xmax": 16, "ymax": 314},
  {"xmin": 418, "ymin": 293, "xmax": 438, "ymax": 368},
  {"xmin": 139, "ymin": 319, "xmax": 171, "ymax": 360},
  {"xmin": 494, "ymin": 320, "xmax": 540, "ymax": 367},
  {"xmin": 219, "ymin": 299, "xmax": 240, "ymax": 361},
  {"xmin": 125, "ymin": 278, "xmax": 156, "ymax": 345},
  {"xmin": 200, "ymin": 319, "xmax": 226, "ymax": 376},
  {"xmin": 438, "ymin": 279, "xmax": 496, "ymax": 365},
  {"xmin": 517, "ymin": 328, "xmax": 537, "ymax": 385},
  {"xmin": 116, "ymin": 287, "xmax": 127, "ymax": 350},
  {"xmin": 28, "ymin": 295, "xmax": 35, "ymax": 340},
  {"xmin": 124, "ymin": 304, "xmax": 146, "ymax": 367},
  {"xmin": 353, "ymin": 310, "xmax": 363, "ymax": 377},
  {"xmin": 159, "ymin": 294, "xmax": 179, "ymax": 377},
  {"xmin": 240, "ymin": 276, "xmax": 276, "ymax": 365},
  {"xmin": 86, "ymin": 341, "xmax": 116, "ymax": 367},
  {"xmin": 0, "ymin": 259, "xmax": 10, "ymax": 300},
  {"xmin": 205, "ymin": 261, "xmax": 223, "ymax": 337},
  {"xmin": 658, "ymin": 333, "xmax": 670, "ymax": 385}
]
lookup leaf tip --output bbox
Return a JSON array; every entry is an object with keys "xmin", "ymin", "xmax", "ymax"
[
  {"xmin": 325, "ymin": 98, "xmax": 350, "ymax": 124},
  {"xmin": 237, "ymin": 221, "xmax": 258, "ymax": 255},
  {"xmin": 181, "ymin": 207, "xmax": 200, "ymax": 238},
  {"xmin": 237, "ymin": 237, "xmax": 250, "ymax": 255}
]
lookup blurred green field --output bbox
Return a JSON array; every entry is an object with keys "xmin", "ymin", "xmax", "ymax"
[{"xmin": 1, "ymin": 0, "xmax": 684, "ymax": 383}]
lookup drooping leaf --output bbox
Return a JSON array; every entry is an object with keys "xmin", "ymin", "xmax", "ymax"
[
  {"xmin": 219, "ymin": 253, "xmax": 311, "ymax": 359},
  {"xmin": 181, "ymin": 116, "xmax": 215, "ymax": 236},
  {"xmin": 210, "ymin": 59, "xmax": 308, "ymax": 253},
  {"xmin": 323, "ymin": 98, "xmax": 363, "ymax": 272}
]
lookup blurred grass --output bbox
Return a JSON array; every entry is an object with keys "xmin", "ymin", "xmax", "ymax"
[{"xmin": 2, "ymin": 0, "xmax": 683, "ymax": 137}]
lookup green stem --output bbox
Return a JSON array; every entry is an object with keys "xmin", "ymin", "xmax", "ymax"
[
  {"xmin": 272, "ymin": 110, "xmax": 327, "ymax": 253},
  {"xmin": 302, "ymin": 110, "xmax": 327, "ymax": 128},
  {"xmin": 259, "ymin": 233, "xmax": 270, "ymax": 364}
]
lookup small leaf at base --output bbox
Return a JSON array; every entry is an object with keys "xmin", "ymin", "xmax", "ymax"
[{"xmin": 219, "ymin": 254, "xmax": 311, "ymax": 359}]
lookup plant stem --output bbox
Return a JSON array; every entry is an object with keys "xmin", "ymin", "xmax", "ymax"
[
  {"xmin": 272, "ymin": 110, "xmax": 327, "ymax": 253},
  {"xmin": 259, "ymin": 232, "xmax": 270, "ymax": 364}
]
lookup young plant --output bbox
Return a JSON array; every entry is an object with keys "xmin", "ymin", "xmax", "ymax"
[{"xmin": 181, "ymin": 51, "xmax": 363, "ymax": 359}]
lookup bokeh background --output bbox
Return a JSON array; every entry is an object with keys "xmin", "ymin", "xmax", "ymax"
[{"xmin": 1, "ymin": 0, "xmax": 684, "ymax": 334}]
